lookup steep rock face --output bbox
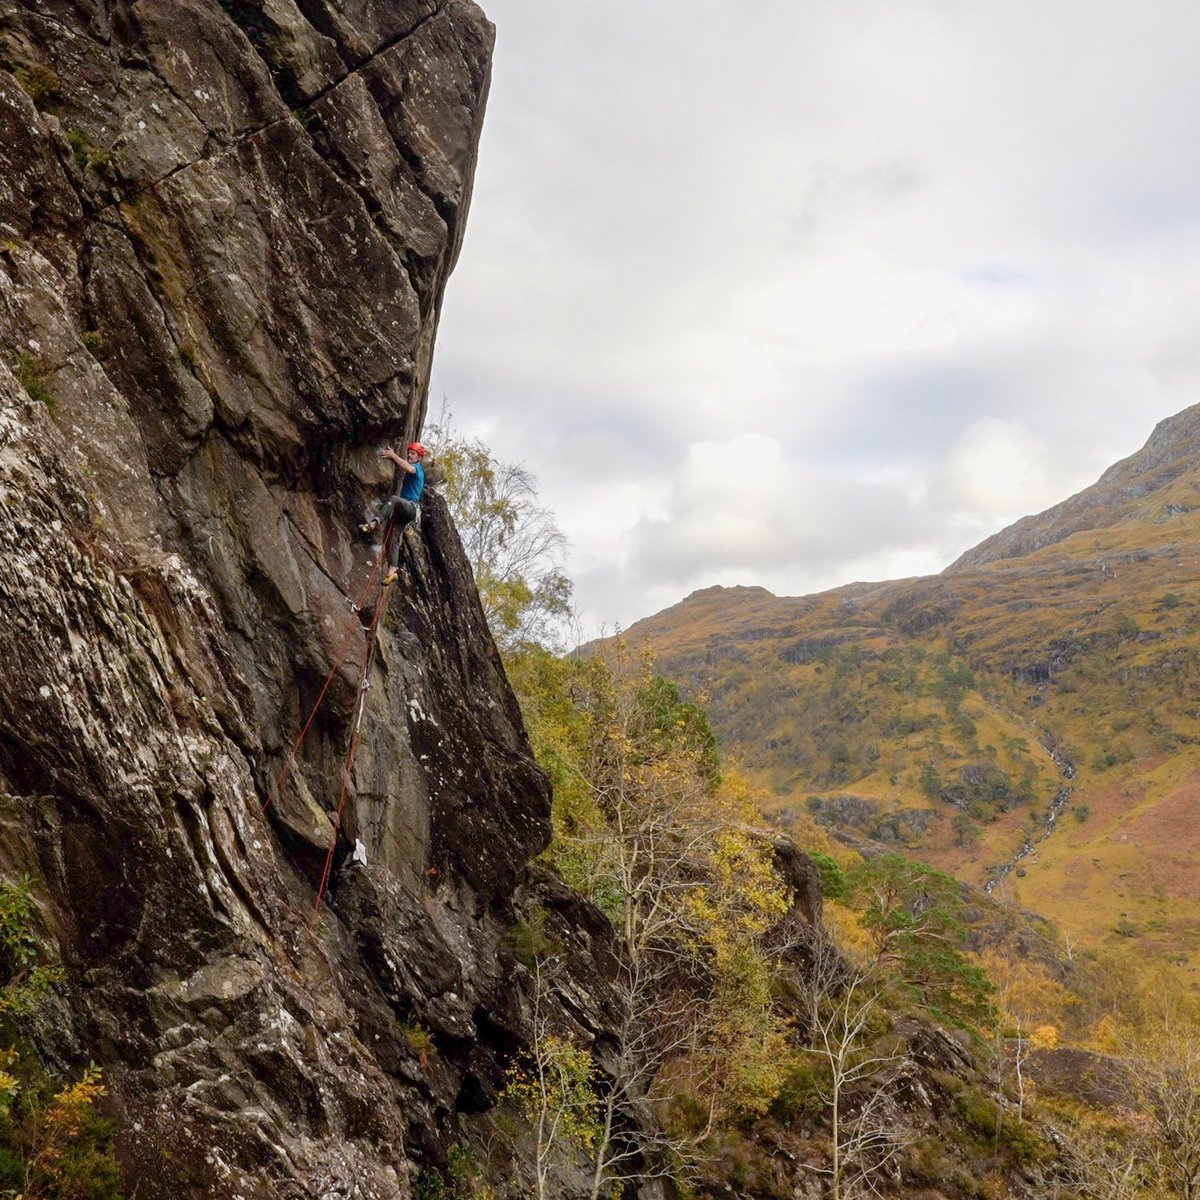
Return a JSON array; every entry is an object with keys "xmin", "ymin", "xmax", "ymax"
[{"xmin": 0, "ymin": 3, "xmax": 557, "ymax": 1197}]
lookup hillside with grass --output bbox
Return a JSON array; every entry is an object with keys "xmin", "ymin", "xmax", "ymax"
[{"xmin": 609, "ymin": 404, "xmax": 1200, "ymax": 979}]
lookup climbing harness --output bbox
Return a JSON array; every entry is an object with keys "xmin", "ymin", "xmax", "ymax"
[{"xmin": 259, "ymin": 515, "xmax": 404, "ymax": 925}]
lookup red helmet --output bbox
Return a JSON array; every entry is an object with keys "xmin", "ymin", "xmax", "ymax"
[{"xmin": 407, "ymin": 441, "xmax": 428, "ymax": 458}]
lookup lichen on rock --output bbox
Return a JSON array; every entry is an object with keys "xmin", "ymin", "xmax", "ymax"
[{"xmin": 0, "ymin": 3, "xmax": 561, "ymax": 1195}]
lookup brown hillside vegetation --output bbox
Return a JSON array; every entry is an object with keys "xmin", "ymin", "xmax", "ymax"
[{"xmin": 606, "ymin": 404, "xmax": 1200, "ymax": 977}]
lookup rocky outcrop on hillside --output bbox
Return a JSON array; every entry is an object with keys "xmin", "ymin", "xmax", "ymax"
[{"xmin": 0, "ymin": 3, "xmax": 569, "ymax": 1196}]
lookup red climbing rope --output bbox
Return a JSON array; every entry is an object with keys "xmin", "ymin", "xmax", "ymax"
[
  {"xmin": 262, "ymin": 525, "xmax": 394, "ymax": 816},
  {"xmin": 257, "ymin": 510, "xmax": 409, "ymax": 927},
  {"xmin": 309, "ymin": 567, "xmax": 394, "ymax": 927}
]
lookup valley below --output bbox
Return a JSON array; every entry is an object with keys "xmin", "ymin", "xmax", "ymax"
[{"xmin": 612, "ymin": 405, "xmax": 1200, "ymax": 980}]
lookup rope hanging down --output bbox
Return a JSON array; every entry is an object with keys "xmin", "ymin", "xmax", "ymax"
[
  {"xmin": 262, "ymin": 524, "xmax": 393, "ymax": 816},
  {"xmin": 257, "ymin": 514, "xmax": 403, "ymax": 923},
  {"xmin": 309, "ymin": 570, "xmax": 392, "ymax": 926}
]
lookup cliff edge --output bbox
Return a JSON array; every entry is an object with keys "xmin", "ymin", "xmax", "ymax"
[{"xmin": 0, "ymin": 3, "xmax": 554, "ymax": 1196}]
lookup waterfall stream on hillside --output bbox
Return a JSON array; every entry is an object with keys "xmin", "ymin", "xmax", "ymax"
[{"xmin": 983, "ymin": 747, "xmax": 1075, "ymax": 894}]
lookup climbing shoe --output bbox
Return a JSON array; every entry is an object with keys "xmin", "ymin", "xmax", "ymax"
[{"xmin": 382, "ymin": 568, "xmax": 399, "ymax": 587}]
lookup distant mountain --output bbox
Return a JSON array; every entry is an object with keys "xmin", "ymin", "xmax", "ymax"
[
  {"xmin": 605, "ymin": 404, "xmax": 1200, "ymax": 968},
  {"xmin": 951, "ymin": 405, "xmax": 1200, "ymax": 568}
]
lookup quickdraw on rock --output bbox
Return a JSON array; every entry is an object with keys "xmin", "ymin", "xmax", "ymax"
[{"xmin": 258, "ymin": 513, "xmax": 404, "ymax": 925}]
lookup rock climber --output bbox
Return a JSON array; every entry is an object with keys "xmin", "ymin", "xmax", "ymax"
[{"xmin": 360, "ymin": 441, "xmax": 427, "ymax": 585}]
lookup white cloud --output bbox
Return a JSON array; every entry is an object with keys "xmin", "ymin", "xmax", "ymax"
[
  {"xmin": 430, "ymin": 0, "xmax": 1200, "ymax": 629},
  {"xmin": 937, "ymin": 418, "xmax": 1067, "ymax": 519},
  {"xmin": 618, "ymin": 434, "xmax": 930, "ymax": 595}
]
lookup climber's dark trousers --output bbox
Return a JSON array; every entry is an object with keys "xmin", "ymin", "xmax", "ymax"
[{"xmin": 375, "ymin": 496, "xmax": 419, "ymax": 568}]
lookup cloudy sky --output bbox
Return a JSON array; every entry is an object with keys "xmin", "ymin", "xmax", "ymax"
[{"xmin": 428, "ymin": 0, "xmax": 1200, "ymax": 633}]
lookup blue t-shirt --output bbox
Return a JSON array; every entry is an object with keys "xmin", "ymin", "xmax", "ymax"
[{"xmin": 400, "ymin": 462, "xmax": 424, "ymax": 503}]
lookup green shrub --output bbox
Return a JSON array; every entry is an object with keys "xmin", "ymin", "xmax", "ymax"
[
  {"xmin": 904, "ymin": 1137, "xmax": 955, "ymax": 1184},
  {"xmin": 416, "ymin": 1166, "xmax": 450, "ymax": 1200},
  {"xmin": 1113, "ymin": 613, "xmax": 1140, "ymax": 641},
  {"xmin": 807, "ymin": 852, "xmax": 847, "ymax": 901},
  {"xmin": 918, "ymin": 762, "xmax": 943, "ymax": 800},
  {"xmin": 0, "ymin": 1054, "xmax": 124, "ymax": 1199},
  {"xmin": 13, "ymin": 64, "xmax": 62, "ymax": 110},
  {"xmin": 0, "ymin": 880, "xmax": 37, "ymax": 974},
  {"xmin": 769, "ymin": 1057, "xmax": 828, "ymax": 1121},
  {"xmin": 0, "ymin": 878, "xmax": 63, "ymax": 1018},
  {"xmin": 64, "ymin": 130, "xmax": 110, "ymax": 172},
  {"xmin": 0, "ymin": 882, "xmax": 121, "ymax": 1197},
  {"xmin": 66, "ymin": 129, "xmax": 89, "ymax": 171},
  {"xmin": 952, "ymin": 813, "xmax": 978, "ymax": 847},
  {"xmin": 955, "ymin": 1088, "xmax": 1000, "ymax": 1140},
  {"xmin": 505, "ymin": 905, "xmax": 556, "ymax": 968},
  {"xmin": 997, "ymin": 1113, "xmax": 1048, "ymax": 1164},
  {"xmin": 953, "ymin": 1087, "xmax": 1047, "ymax": 1166},
  {"xmin": 444, "ymin": 1142, "xmax": 477, "ymax": 1188},
  {"xmin": 15, "ymin": 353, "xmax": 53, "ymax": 411},
  {"xmin": 0, "ymin": 1142, "xmax": 23, "ymax": 1190},
  {"xmin": 399, "ymin": 1023, "xmax": 434, "ymax": 1067}
]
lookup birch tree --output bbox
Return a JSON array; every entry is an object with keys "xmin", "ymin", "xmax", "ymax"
[
  {"xmin": 1124, "ymin": 1020, "xmax": 1200, "ymax": 1200},
  {"xmin": 502, "ymin": 959, "xmax": 600, "ymax": 1200},
  {"xmin": 516, "ymin": 648, "xmax": 796, "ymax": 1193},
  {"xmin": 802, "ymin": 937, "xmax": 910, "ymax": 1200},
  {"xmin": 427, "ymin": 417, "xmax": 572, "ymax": 651}
]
